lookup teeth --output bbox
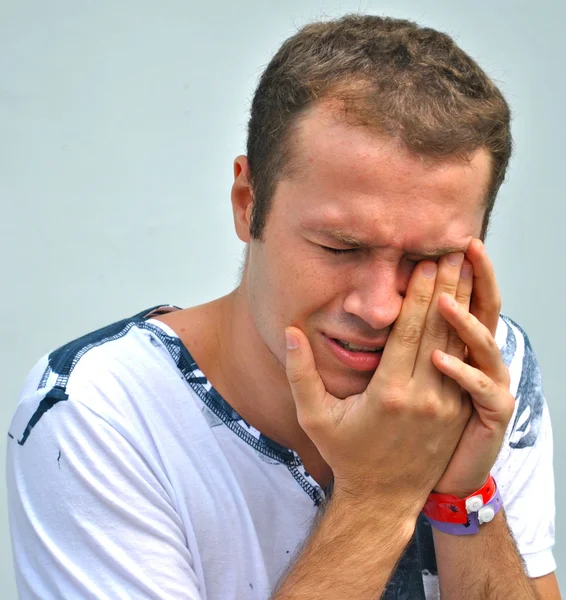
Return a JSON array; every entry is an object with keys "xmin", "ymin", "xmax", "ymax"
[{"xmin": 337, "ymin": 339, "xmax": 381, "ymax": 352}]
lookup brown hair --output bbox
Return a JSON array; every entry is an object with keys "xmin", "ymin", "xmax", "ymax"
[{"xmin": 246, "ymin": 14, "xmax": 512, "ymax": 239}]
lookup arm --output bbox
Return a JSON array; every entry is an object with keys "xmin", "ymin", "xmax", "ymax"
[
  {"xmin": 434, "ymin": 515, "xmax": 561, "ymax": 598},
  {"xmin": 533, "ymin": 574, "xmax": 562, "ymax": 600},
  {"xmin": 276, "ymin": 240, "xmax": 558, "ymax": 599},
  {"xmin": 272, "ymin": 491, "xmax": 417, "ymax": 599},
  {"xmin": 274, "ymin": 253, "xmax": 476, "ymax": 598},
  {"xmin": 427, "ymin": 240, "xmax": 559, "ymax": 599},
  {"xmin": 433, "ymin": 511, "xmax": 537, "ymax": 599}
]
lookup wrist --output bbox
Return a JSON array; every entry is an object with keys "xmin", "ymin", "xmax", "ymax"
[
  {"xmin": 425, "ymin": 474, "xmax": 502, "ymax": 535},
  {"xmin": 433, "ymin": 475, "xmax": 490, "ymax": 498},
  {"xmin": 331, "ymin": 484, "xmax": 422, "ymax": 533}
]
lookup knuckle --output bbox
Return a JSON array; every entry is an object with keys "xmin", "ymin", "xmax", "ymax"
[
  {"xmin": 467, "ymin": 310, "xmax": 482, "ymax": 329},
  {"xmin": 461, "ymin": 310, "xmax": 483, "ymax": 337},
  {"xmin": 455, "ymin": 288, "xmax": 471, "ymax": 305},
  {"xmin": 396, "ymin": 317, "xmax": 424, "ymax": 347},
  {"xmin": 476, "ymin": 374, "xmax": 495, "ymax": 393},
  {"xmin": 460, "ymin": 310, "xmax": 477, "ymax": 335},
  {"xmin": 419, "ymin": 396, "xmax": 440, "ymax": 418},
  {"xmin": 440, "ymin": 280, "xmax": 459, "ymax": 296},
  {"xmin": 446, "ymin": 330, "xmax": 464, "ymax": 353},
  {"xmin": 443, "ymin": 404, "xmax": 462, "ymax": 425},
  {"xmin": 424, "ymin": 317, "xmax": 448, "ymax": 340},
  {"xmin": 484, "ymin": 332, "xmax": 499, "ymax": 353},
  {"xmin": 453, "ymin": 403, "xmax": 472, "ymax": 428},
  {"xmin": 380, "ymin": 393, "xmax": 406, "ymax": 415},
  {"xmin": 412, "ymin": 289, "xmax": 433, "ymax": 308},
  {"xmin": 442, "ymin": 388, "xmax": 467, "ymax": 420}
]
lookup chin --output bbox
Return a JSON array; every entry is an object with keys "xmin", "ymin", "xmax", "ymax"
[{"xmin": 320, "ymin": 371, "xmax": 374, "ymax": 400}]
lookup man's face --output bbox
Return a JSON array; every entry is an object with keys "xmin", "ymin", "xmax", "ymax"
[{"xmin": 244, "ymin": 104, "xmax": 490, "ymax": 399}]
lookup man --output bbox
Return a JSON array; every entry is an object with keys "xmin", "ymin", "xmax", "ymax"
[{"xmin": 7, "ymin": 14, "xmax": 559, "ymax": 599}]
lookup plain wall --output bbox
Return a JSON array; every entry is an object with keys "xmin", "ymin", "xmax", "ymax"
[{"xmin": 1, "ymin": 1, "xmax": 564, "ymax": 597}]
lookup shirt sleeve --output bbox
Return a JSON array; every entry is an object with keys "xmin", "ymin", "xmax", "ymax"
[
  {"xmin": 493, "ymin": 318, "xmax": 556, "ymax": 578},
  {"xmin": 7, "ymin": 381, "xmax": 203, "ymax": 600}
]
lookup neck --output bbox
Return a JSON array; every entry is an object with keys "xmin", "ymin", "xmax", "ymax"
[
  {"xmin": 220, "ymin": 286, "xmax": 313, "ymax": 452},
  {"xmin": 169, "ymin": 285, "xmax": 331, "ymax": 486}
]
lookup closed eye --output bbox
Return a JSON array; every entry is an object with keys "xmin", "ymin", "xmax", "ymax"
[{"xmin": 319, "ymin": 245, "xmax": 359, "ymax": 255}]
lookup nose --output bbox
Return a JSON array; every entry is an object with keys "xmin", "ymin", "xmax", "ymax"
[{"xmin": 342, "ymin": 261, "xmax": 405, "ymax": 331}]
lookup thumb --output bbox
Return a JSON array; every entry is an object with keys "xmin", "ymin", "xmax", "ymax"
[{"xmin": 285, "ymin": 327, "xmax": 328, "ymax": 424}]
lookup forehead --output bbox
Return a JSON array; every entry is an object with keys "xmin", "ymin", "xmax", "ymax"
[
  {"xmin": 277, "ymin": 103, "xmax": 490, "ymax": 250},
  {"xmin": 290, "ymin": 102, "xmax": 492, "ymax": 202}
]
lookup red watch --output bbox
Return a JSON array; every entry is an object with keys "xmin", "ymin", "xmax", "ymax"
[{"xmin": 423, "ymin": 475, "xmax": 497, "ymax": 524}]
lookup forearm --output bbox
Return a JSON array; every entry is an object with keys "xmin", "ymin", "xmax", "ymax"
[
  {"xmin": 271, "ymin": 492, "xmax": 417, "ymax": 599},
  {"xmin": 433, "ymin": 510, "xmax": 537, "ymax": 599}
]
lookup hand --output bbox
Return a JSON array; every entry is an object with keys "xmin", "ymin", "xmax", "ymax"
[
  {"xmin": 432, "ymin": 239, "xmax": 515, "ymax": 497},
  {"xmin": 285, "ymin": 253, "xmax": 473, "ymax": 514}
]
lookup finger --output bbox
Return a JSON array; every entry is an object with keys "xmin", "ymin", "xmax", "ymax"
[
  {"xmin": 437, "ymin": 293, "xmax": 509, "ymax": 385},
  {"xmin": 441, "ymin": 259, "xmax": 473, "ymax": 407},
  {"xmin": 376, "ymin": 260, "xmax": 437, "ymax": 385},
  {"xmin": 467, "ymin": 239, "xmax": 500, "ymax": 337},
  {"xmin": 285, "ymin": 327, "xmax": 331, "ymax": 429},
  {"xmin": 432, "ymin": 350, "xmax": 514, "ymax": 426},
  {"xmin": 413, "ymin": 252, "xmax": 465, "ymax": 380},
  {"xmin": 445, "ymin": 258, "xmax": 473, "ymax": 361}
]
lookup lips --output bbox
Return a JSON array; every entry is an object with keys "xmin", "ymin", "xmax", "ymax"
[
  {"xmin": 324, "ymin": 334, "xmax": 384, "ymax": 371},
  {"xmin": 333, "ymin": 338, "xmax": 383, "ymax": 352}
]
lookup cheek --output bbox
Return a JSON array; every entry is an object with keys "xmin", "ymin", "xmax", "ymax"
[
  {"xmin": 247, "ymin": 249, "xmax": 302, "ymax": 329},
  {"xmin": 268, "ymin": 250, "xmax": 346, "ymax": 320}
]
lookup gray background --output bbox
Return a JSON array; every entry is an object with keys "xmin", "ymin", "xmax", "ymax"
[{"xmin": 1, "ymin": 0, "xmax": 563, "ymax": 597}]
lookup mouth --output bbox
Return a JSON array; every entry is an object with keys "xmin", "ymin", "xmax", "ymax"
[
  {"xmin": 324, "ymin": 335, "xmax": 384, "ymax": 371},
  {"xmin": 332, "ymin": 338, "xmax": 384, "ymax": 353}
]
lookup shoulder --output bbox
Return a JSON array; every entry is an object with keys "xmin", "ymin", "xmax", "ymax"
[
  {"xmin": 496, "ymin": 314, "xmax": 546, "ymax": 450},
  {"xmin": 41, "ymin": 304, "xmax": 184, "ymax": 393},
  {"xmin": 9, "ymin": 305, "xmax": 187, "ymax": 447}
]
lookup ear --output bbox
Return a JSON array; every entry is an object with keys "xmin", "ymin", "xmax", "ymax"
[{"xmin": 231, "ymin": 155, "xmax": 254, "ymax": 243}]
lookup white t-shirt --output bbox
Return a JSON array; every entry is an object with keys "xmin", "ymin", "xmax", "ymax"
[{"xmin": 6, "ymin": 305, "xmax": 556, "ymax": 599}]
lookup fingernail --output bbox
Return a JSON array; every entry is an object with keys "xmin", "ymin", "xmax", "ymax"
[
  {"xmin": 440, "ymin": 351, "xmax": 451, "ymax": 363},
  {"xmin": 422, "ymin": 262, "xmax": 437, "ymax": 279},
  {"xmin": 285, "ymin": 329, "xmax": 300, "ymax": 350},
  {"xmin": 447, "ymin": 252, "xmax": 464, "ymax": 266},
  {"xmin": 461, "ymin": 262, "xmax": 473, "ymax": 279}
]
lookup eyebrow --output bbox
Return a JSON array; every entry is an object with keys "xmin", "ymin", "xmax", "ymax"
[{"xmin": 308, "ymin": 227, "xmax": 468, "ymax": 258}]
